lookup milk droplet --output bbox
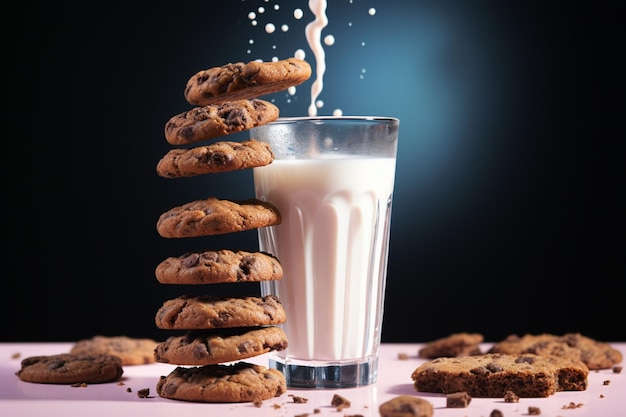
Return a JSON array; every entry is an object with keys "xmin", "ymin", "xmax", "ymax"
[
  {"xmin": 288, "ymin": 86, "xmax": 296, "ymax": 95},
  {"xmin": 316, "ymin": 99, "xmax": 324, "ymax": 109},
  {"xmin": 294, "ymin": 8, "xmax": 303, "ymax": 19},
  {"xmin": 333, "ymin": 108, "xmax": 343, "ymax": 116},
  {"xmin": 265, "ymin": 23, "xmax": 276, "ymax": 34},
  {"xmin": 258, "ymin": 7, "xmax": 265, "ymax": 13},
  {"xmin": 294, "ymin": 49, "xmax": 306, "ymax": 60},
  {"xmin": 368, "ymin": 8, "xmax": 376, "ymax": 16},
  {"xmin": 281, "ymin": 24, "xmax": 289, "ymax": 32},
  {"xmin": 324, "ymin": 34, "xmax": 335, "ymax": 46},
  {"xmin": 248, "ymin": 12, "xmax": 256, "ymax": 20}
]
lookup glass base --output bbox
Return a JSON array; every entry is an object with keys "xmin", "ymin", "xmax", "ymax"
[{"xmin": 268, "ymin": 354, "xmax": 378, "ymax": 389}]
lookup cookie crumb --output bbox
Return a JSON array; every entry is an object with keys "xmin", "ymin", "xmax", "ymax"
[
  {"xmin": 603, "ymin": 379, "xmax": 611, "ymax": 385},
  {"xmin": 446, "ymin": 391, "xmax": 471, "ymax": 408},
  {"xmin": 126, "ymin": 387, "xmax": 132, "ymax": 393},
  {"xmin": 271, "ymin": 403, "xmax": 281, "ymax": 409},
  {"xmin": 528, "ymin": 406, "xmax": 541, "ymax": 415},
  {"xmin": 137, "ymin": 388, "xmax": 150, "ymax": 398},
  {"xmin": 11, "ymin": 352, "xmax": 21, "ymax": 359},
  {"xmin": 503, "ymin": 390, "xmax": 520, "ymax": 403},
  {"xmin": 490, "ymin": 410, "xmax": 504, "ymax": 417},
  {"xmin": 398, "ymin": 352, "xmax": 409, "ymax": 360},
  {"xmin": 289, "ymin": 394, "xmax": 309, "ymax": 403},
  {"xmin": 331, "ymin": 393, "xmax": 351, "ymax": 411},
  {"xmin": 562, "ymin": 402, "xmax": 583, "ymax": 409},
  {"xmin": 613, "ymin": 365, "xmax": 622, "ymax": 373},
  {"xmin": 117, "ymin": 382, "xmax": 125, "ymax": 386},
  {"xmin": 253, "ymin": 397, "xmax": 263, "ymax": 407},
  {"xmin": 313, "ymin": 408, "xmax": 321, "ymax": 413},
  {"xmin": 600, "ymin": 394, "xmax": 605, "ymax": 398},
  {"xmin": 70, "ymin": 382, "xmax": 88, "ymax": 388}
]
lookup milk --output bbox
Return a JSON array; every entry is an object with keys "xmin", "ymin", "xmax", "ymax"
[{"xmin": 254, "ymin": 157, "xmax": 396, "ymax": 361}]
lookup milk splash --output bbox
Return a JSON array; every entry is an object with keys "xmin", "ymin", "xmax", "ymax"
[
  {"xmin": 305, "ymin": 0, "xmax": 328, "ymax": 117},
  {"xmin": 242, "ymin": 0, "xmax": 376, "ymax": 116}
]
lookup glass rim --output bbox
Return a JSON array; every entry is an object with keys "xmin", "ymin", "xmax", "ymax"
[{"xmin": 269, "ymin": 116, "xmax": 399, "ymax": 124}]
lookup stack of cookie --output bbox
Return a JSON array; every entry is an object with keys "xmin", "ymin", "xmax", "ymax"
[{"xmin": 153, "ymin": 58, "xmax": 311, "ymax": 403}]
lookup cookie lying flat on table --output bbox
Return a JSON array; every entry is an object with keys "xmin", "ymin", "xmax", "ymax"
[
  {"xmin": 164, "ymin": 99, "xmax": 279, "ymax": 146},
  {"xmin": 154, "ymin": 326, "xmax": 288, "ymax": 366},
  {"xmin": 155, "ymin": 249, "xmax": 282, "ymax": 285},
  {"xmin": 156, "ymin": 196, "xmax": 281, "ymax": 238},
  {"xmin": 418, "ymin": 332, "xmax": 484, "ymax": 359},
  {"xmin": 157, "ymin": 361, "xmax": 286, "ymax": 403},
  {"xmin": 488, "ymin": 332, "xmax": 623, "ymax": 370},
  {"xmin": 411, "ymin": 353, "xmax": 588, "ymax": 398},
  {"xmin": 184, "ymin": 58, "xmax": 311, "ymax": 106},
  {"xmin": 156, "ymin": 139, "xmax": 275, "ymax": 178},
  {"xmin": 70, "ymin": 335, "xmax": 158, "ymax": 365},
  {"xmin": 155, "ymin": 294, "xmax": 287, "ymax": 330},
  {"xmin": 15, "ymin": 353, "xmax": 123, "ymax": 384},
  {"xmin": 379, "ymin": 395, "xmax": 434, "ymax": 417}
]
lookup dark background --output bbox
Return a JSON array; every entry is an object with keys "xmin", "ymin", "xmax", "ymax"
[{"xmin": 3, "ymin": 1, "xmax": 622, "ymax": 343}]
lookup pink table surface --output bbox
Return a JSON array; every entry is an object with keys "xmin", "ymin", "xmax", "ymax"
[{"xmin": 1, "ymin": 342, "xmax": 624, "ymax": 417}]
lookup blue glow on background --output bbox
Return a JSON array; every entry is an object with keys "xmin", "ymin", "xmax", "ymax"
[{"xmin": 235, "ymin": 1, "xmax": 524, "ymax": 246}]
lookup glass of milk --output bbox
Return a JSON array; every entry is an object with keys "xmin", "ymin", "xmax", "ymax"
[{"xmin": 251, "ymin": 116, "xmax": 399, "ymax": 388}]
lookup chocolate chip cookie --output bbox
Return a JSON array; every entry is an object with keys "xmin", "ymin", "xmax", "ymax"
[
  {"xmin": 418, "ymin": 332, "xmax": 484, "ymax": 359},
  {"xmin": 15, "ymin": 353, "xmax": 123, "ymax": 384},
  {"xmin": 155, "ymin": 294, "xmax": 287, "ymax": 330},
  {"xmin": 156, "ymin": 361, "xmax": 286, "ymax": 403},
  {"xmin": 411, "ymin": 353, "xmax": 588, "ymax": 398},
  {"xmin": 155, "ymin": 249, "xmax": 282, "ymax": 285},
  {"xmin": 156, "ymin": 139, "xmax": 275, "ymax": 178},
  {"xmin": 154, "ymin": 326, "xmax": 288, "ymax": 365},
  {"xmin": 184, "ymin": 58, "xmax": 311, "ymax": 106},
  {"xmin": 156, "ymin": 196, "xmax": 281, "ymax": 238},
  {"xmin": 164, "ymin": 99, "xmax": 279, "ymax": 146},
  {"xmin": 379, "ymin": 395, "xmax": 434, "ymax": 417},
  {"xmin": 70, "ymin": 335, "xmax": 158, "ymax": 366},
  {"xmin": 488, "ymin": 332, "xmax": 623, "ymax": 370}
]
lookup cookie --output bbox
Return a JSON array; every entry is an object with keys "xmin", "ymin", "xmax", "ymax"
[
  {"xmin": 184, "ymin": 58, "xmax": 311, "ymax": 106},
  {"xmin": 156, "ymin": 362, "xmax": 286, "ymax": 403},
  {"xmin": 164, "ymin": 99, "xmax": 279, "ymax": 146},
  {"xmin": 154, "ymin": 326, "xmax": 288, "ymax": 365},
  {"xmin": 156, "ymin": 139, "xmax": 275, "ymax": 178},
  {"xmin": 418, "ymin": 332, "xmax": 483, "ymax": 359},
  {"xmin": 70, "ymin": 335, "xmax": 158, "ymax": 365},
  {"xmin": 155, "ymin": 294, "xmax": 287, "ymax": 330},
  {"xmin": 411, "ymin": 353, "xmax": 588, "ymax": 398},
  {"xmin": 156, "ymin": 196, "xmax": 281, "ymax": 239},
  {"xmin": 155, "ymin": 249, "xmax": 283, "ymax": 285},
  {"xmin": 488, "ymin": 332, "xmax": 623, "ymax": 370},
  {"xmin": 379, "ymin": 395, "xmax": 434, "ymax": 417},
  {"xmin": 15, "ymin": 353, "xmax": 123, "ymax": 384}
]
